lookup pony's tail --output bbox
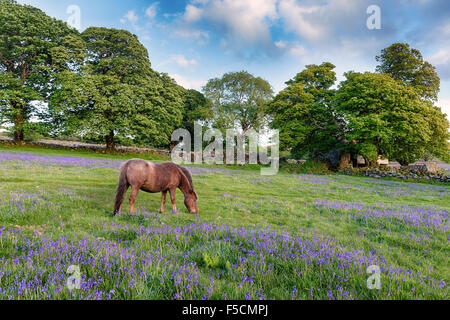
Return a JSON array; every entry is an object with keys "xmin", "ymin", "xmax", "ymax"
[{"xmin": 113, "ymin": 162, "xmax": 129, "ymax": 215}]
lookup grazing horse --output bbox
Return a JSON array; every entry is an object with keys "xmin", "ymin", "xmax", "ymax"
[{"xmin": 113, "ymin": 159, "xmax": 198, "ymax": 215}]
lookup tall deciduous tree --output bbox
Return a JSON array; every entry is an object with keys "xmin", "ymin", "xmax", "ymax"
[
  {"xmin": 180, "ymin": 89, "xmax": 213, "ymax": 148},
  {"xmin": 375, "ymin": 43, "xmax": 448, "ymax": 163},
  {"xmin": 376, "ymin": 43, "xmax": 440, "ymax": 101},
  {"xmin": 203, "ymin": 71, "xmax": 273, "ymax": 133},
  {"xmin": 132, "ymin": 72, "xmax": 184, "ymax": 148},
  {"xmin": 268, "ymin": 63, "xmax": 342, "ymax": 160},
  {"xmin": 335, "ymin": 72, "xmax": 449, "ymax": 166},
  {"xmin": 0, "ymin": 0, "xmax": 82, "ymax": 143},
  {"xmin": 50, "ymin": 27, "xmax": 183, "ymax": 151}
]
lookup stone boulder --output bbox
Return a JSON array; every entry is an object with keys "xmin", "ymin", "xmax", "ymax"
[
  {"xmin": 356, "ymin": 155, "xmax": 366, "ymax": 166},
  {"xmin": 402, "ymin": 163, "xmax": 442, "ymax": 173}
]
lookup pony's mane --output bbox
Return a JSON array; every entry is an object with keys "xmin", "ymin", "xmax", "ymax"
[{"xmin": 177, "ymin": 165, "xmax": 194, "ymax": 191}]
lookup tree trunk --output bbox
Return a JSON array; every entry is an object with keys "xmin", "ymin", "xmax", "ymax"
[
  {"xmin": 338, "ymin": 153, "xmax": 352, "ymax": 170},
  {"xmin": 105, "ymin": 130, "xmax": 115, "ymax": 153},
  {"xmin": 13, "ymin": 110, "xmax": 25, "ymax": 145},
  {"xmin": 368, "ymin": 158, "xmax": 378, "ymax": 168}
]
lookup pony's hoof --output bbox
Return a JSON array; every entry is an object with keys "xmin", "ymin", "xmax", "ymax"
[
  {"xmin": 172, "ymin": 209, "xmax": 180, "ymax": 214},
  {"xmin": 158, "ymin": 209, "xmax": 164, "ymax": 213}
]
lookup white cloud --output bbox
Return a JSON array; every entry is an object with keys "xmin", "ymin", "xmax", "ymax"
[
  {"xmin": 123, "ymin": 10, "xmax": 138, "ymax": 24},
  {"xmin": 277, "ymin": 0, "xmax": 376, "ymax": 44},
  {"xmin": 145, "ymin": 3, "xmax": 158, "ymax": 19},
  {"xmin": 428, "ymin": 49, "xmax": 450, "ymax": 66},
  {"xmin": 171, "ymin": 54, "xmax": 198, "ymax": 68},
  {"xmin": 278, "ymin": 0, "xmax": 326, "ymax": 42},
  {"xmin": 179, "ymin": 0, "xmax": 378, "ymax": 57},
  {"xmin": 288, "ymin": 44, "xmax": 307, "ymax": 57},
  {"xmin": 182, "ymin": 0, "xmax": 278, "ymax": 46},
  {"xmin": 159, "ymin": 54, "xmax": 198, "ymax": 68},
  {"xmin": 173, "ymin": 28, "xmax": 210, "ymax": 45},
  {"xmin": 164, "ymin": 12, "xmax": 181, "ymax": 19},
  {"xmin": 274, "ymin": 40, "xmax": 308, "ymax": 58},
  {"xmin": 427, "ymin": 46, "xmax": 450, "ymax": 80},
  {"xmin": 274, "ymin": 40, "xmax": 286, "ymax": 49},
  {"xmin": 436, "ymin": 98, "xmax": 450, "ymax": 119},
  {"xmin": 170, "ymin": 74, "xmax": 205, "ymax": 90},
  {"xmin": 177, "ymin": 0, "xmax": 385, "ymax": 60},
  {"xmin": 184, "ymin": 4, "xmax": 203, "ymax": 22}
]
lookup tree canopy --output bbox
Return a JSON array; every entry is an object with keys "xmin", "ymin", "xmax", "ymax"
[
  {"xmin": 335, "ymin": 72, "xmax": 448, "ymax": 165},
  {"xmin": 268, "ymin": 63, "xmax": 342, "ymax": 159},
  {"xmin": 180, "ymin": 89, "xmax": 213, "ymax": 148},
  {"xmin": 376, "ymin": 43, "xmax": 440, "ymax": 101},
  {"xmin": 203, "ymin": 71, "xmax": 273, "ymax": 134},
  {"xmin": 49, "ymin": 27, "xmax": 183, "ymax": 151},
  {"xmin": 270, "ymin": 44, "xmax": 449, "ymax": 166},
  {"xmin": 0, "ymin": 0, "xmax": 82, "ymax": 143}
]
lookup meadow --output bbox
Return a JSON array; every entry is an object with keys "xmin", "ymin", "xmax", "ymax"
[{"xmin": 0, "ymin": 146, "xmax": 448, "ymax": 300}]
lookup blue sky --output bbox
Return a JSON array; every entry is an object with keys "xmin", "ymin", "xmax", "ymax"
[{"xmin": 18, "ymin": 0, "xmax": 450, "ymax": 117}]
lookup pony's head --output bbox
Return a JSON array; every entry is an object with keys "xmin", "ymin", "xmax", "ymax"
[
  {"xmin": 184, "ymin": 190, "xmax": 198, "ymax": 214},
  {"xmin": 178, "ymin": 166, "xmax": 199, "ymax": 214}
]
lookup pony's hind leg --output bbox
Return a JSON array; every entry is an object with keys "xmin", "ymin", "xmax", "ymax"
[
  {"xmin": 158, "ymin": 191, "xmax": 167, "ymax": 213},
  {"xmin": 119, "ymin": 185, "xmax": 129, "ymax": 214},
  {"xmin": 129, "ymin": 185, "xmax": 140, "ymax": 214},
  {"xmin": 169, "ymin": 188, "xmax": 178, "ymax": 213}
]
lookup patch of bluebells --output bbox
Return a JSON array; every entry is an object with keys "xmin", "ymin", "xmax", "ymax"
[
  {"xmin": 314, "ymin": 199, "xmax": 449, "ymax": 232},
  {"xmin": 334, "ymin": 176, "xmax": 449, "ymax": 199},
  {"xmin": 0, "ymin": 151, "xmax": 123, "ymax": 169},
  {"xmin": 0, "ymin": 190, "xmax": 52, "ymax": 217},
  {"xmin": 0, "ymin": 151, "xmax": 237, "ymax": 176},
  {"xmin": 0, "ymin": 217, "xmax": 446, "ymax": 300},
  {"xmin": 0, "ymin": 189, "xmax": 85, "ymax": 222},
  {"xmin": 0, "ymin": 152, "xmax": 448, "ymax": 299}
]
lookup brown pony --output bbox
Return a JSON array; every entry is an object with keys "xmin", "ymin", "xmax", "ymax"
[{"xmin": 113, "ymin": 159, "xmax": 198, "ymax": 215}]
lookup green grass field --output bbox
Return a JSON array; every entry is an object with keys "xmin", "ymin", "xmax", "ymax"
[{"xmin": 0, "ymin": 145, "xmax": 448, "ymax": 300}]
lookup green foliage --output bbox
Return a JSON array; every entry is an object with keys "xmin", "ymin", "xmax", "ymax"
[
  {"xmin": 81, "ymin": 27, "xmax": 152, "ymax": 82},
  {"xmin": 202, "ymin": 253, "xmax": 220, "ymax": 269},
  {"xmin": 0, "ymin": 0, "xmax": 81, "ymax": 142},
  {"xmin": 268, "ymin": 63, "xmax": 342, "ymax": 159},
  {"xmin": 128, "ymin": 73, "xmax": 184, "ymax": 148},
  {"xmin": 4, "ymin": 122, "xmax": 49, "ymax": 142},
  {"xmin": 203, "ymin": 71, "xmax": 273, "ymax": 133},
  {"xmin": 335, "ymin": 72, "xmax": 449, "ymax": 165},
  {"xmin": 356, "ymin": 143, "xmax": 379, "ymax": 166},
  {"xmin": 49, "ymin": 28, "xmax": 183, "ymax": 151},
  {"xmin": 270, "ymin": 45, "xmax": 448, "ymax": 167},
  {"xmin": 421, "ymin": 104, "xmax": 450, "ymax": 162},
  {"xmin": 181, "ymin": 89, "xmax": 213, "ymax": 133},
  {"xmin": 177, "ymin": 89, "xmax": 214, "ymax": 149},
  {"xmin": 376, "ymin": 43, "xmax": 440, "ymax": 101}
]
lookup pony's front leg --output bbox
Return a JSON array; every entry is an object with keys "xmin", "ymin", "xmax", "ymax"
[
  {"xmin": 169, "ymin": 188, "xmax": 178, "ymax": 213},
  {"xmin": 158, "ymin": 191, "xmax": 167, "ymax": 213},
  {"xmin": 129, "ymin": 186, "xmax": 140, "ymax": 214}
]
